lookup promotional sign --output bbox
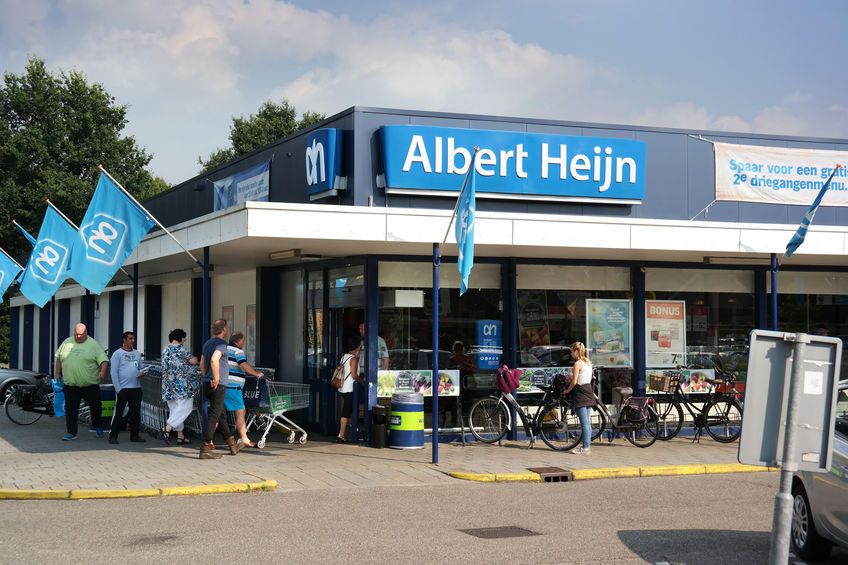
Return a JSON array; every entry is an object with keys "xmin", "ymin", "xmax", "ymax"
[
  {"xmin": 645, "ymin": 300, "xmax": 686, "ymax": 367},
  {"xmin": 377, "ymin": 370, "xmax": 460, "ymax": 398},
  {"xmin": 515, "ymin": 367, "xmax": 572, "ymax": 394},
  {"xmin": 304, "ymin": 128, "xmax": 344, "ymax": 199},
  {"xmin": 714, "ymin": 142, "xmax": 848, "ymax": 206},
  {"xmin": 586, "ymin": 299, "xmax": 632, "ymax": 367},
  {"xmin": 213, "ymin": 161, "xmax": 270, "ymax": 211},
  {"xmin": 518, "ymin": 291, "xmax": 550, "ymax": 350},
  {"xmin": 475, "ymin": 319, "xmax": 502, "ymax": 370},
  {"xmin": 646, "ymin": 368, "xmax": 714, "ymax": 394},
  {"xmin": 381, "ymin": 125, "xmax": 646, "ymax": 203}
]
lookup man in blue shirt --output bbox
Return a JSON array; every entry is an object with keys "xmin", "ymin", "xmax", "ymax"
[
  {"xmin": 108, "ymin": 331, "xmax": 146, "ymax": 444},
  {"xmin": 199, "ymin": 318, "xmax": 240, "ymax": 459}
]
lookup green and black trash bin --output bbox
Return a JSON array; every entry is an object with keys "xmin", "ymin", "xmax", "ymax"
[{"xmin": 370, "ymin": 404, "xmax": 388, "ymax": 448}]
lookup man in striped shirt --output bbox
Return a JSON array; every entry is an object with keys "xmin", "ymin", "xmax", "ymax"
[{"xmin": 226, "ymin": 332, "xmax": 264, "ymax": 448}]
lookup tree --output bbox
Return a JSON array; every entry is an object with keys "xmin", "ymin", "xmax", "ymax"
[
  {"xmin": 198, "ymin": 99, "xmax": 325, "ymax": 172},
  {"xmin": 0, "ymin": 56, "xmax": 169, "ymax": 363}
]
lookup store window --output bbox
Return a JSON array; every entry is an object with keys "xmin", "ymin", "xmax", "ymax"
[
  {"xmin": 770, "ymin": 271, "xmax": 848, "ymax": 379},
  {"xmin": 378, "ymin": 261, "xmax": 502, "ymax": 429},
  {"xmin": 647, "ymin": 268, "xmax": 754, "ymax": 386}
]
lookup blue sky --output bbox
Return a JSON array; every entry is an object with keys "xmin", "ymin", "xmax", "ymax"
[{"xmin": 1, "ymin": 0, "xmax": 846, "ymax": 185}]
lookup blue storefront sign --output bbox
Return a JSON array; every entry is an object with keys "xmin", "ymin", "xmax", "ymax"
[
  {"xmin": 305, "ymin": 128, "xmax": 344, "ymax": 200},
  {"xmin": 381, "ymin": 125, "xmax": 646, "ymax": 203},
  {"xmin": 476, "ymin": 319, "xmax": 502, "ymax": 370}
]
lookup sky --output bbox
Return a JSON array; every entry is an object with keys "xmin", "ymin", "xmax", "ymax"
[{"xmin": 2, "ymin": 0, "xmax": 846, "ymax": 186}]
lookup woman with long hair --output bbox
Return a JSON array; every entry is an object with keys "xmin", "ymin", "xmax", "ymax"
[{"xmin": 564, "ymin": 341, "xmax": 596, "ymax": 455}]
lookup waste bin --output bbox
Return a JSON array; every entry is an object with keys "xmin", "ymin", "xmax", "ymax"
[
  {"xmin": 389, "ymin": 393, "xmax": 424, "ymax": 449},
  {"xmin": 100, "ymin": 384, "xmax": 116, "ymax": 430},
  {"xmin": 370, "ymin": 405, "xmax": 388, "ymax": 449}
]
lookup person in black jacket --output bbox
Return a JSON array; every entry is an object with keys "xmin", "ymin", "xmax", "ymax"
[{"xmin": 564, "ymin": 341, "xmax": 596, "ymax": 455}]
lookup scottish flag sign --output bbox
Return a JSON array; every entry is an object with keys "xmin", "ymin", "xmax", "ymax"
[
  {"xmin": 19, "ymin": 206, "xmax": 77, "ymax": 307},
  {"xmin": 455, "ymin": 153, "xmax": 477, "ymax": 295},
  {"xmin": 0, "ymin": 248, "xmax": 23, "ymax": 303},
  {"xmin": 69, "ymin": 172, "xmax": 156, "ymax": 293}
]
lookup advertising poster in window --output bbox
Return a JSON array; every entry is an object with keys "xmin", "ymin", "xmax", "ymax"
[
  {"xmin": 645, "ymin": 300, "xmax": 686, "ymax": 367},
  {"xmin": 475, "ymin": 319, "xmax": 502, "ymax": 370},
  {"xmin": 222, "ymin": 306, "xmax": 234, "ymax": 334},
  {"xmin": 245, "ymin": 304, "xmax": 256, "ymax": 364},
  {"xmin": 518, "ymin": 291, "xmax": 550, "ymax": 350},
  {"xmin": 515, "ymin": 367, "xmax": 572, "ymax": 394},
  {"xmin": 376, "ymin": 370, "xmax": 460, "ymax": 398},
  {"xmin": 586, "ymin": 299, "xmax": 632, "ymax": 367}
]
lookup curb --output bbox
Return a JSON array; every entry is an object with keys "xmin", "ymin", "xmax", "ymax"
[
  {"xmin": 0, "ymin": 479, "xmax": 278, "ymax": 501},
  {"xmin": 449, "ymin": 464, "xmax": 776, "ymax": 483}
]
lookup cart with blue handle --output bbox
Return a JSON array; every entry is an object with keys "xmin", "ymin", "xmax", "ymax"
[{"xmin": 244, "ymin": 378, "xmax": 310, "ymax": 448}]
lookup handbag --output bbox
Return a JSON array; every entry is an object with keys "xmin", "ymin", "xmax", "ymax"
[{"xmin": 331, "ymin": 354, "xmax": 349, "ymax": 390}]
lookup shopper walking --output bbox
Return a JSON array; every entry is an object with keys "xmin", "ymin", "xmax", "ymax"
[
  {"xmin": 564, "ymin": 341, "xmax": 596, "ymax": 455},
  {"xmin": 161, "ymin": 328, "xmax": 199, "ymax": 444},
  {"xmin": 199, "ymin": 319, "xmax": 240, "ymax": 459},
  {"xmin": 226, "ymin": 332, "xmax": 263, "ymax": 448},
  {"xmin": 54, "ymin": 323, "xmax": 108, "ymax": 441},
  {"xmin": 108, "ymin": 331, "xmax": 146, "ymax": 444}
]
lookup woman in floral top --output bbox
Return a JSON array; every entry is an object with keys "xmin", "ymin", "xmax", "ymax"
[{"xmin": 161, "ymin": 328, "xmax": 198, "ymax": 444}]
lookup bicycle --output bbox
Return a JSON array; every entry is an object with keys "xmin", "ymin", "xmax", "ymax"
[
  {"xmin": 467, "ymin": 382, "xmax": 600, "ymax": 451},
  {"xmin": 585, "ymin": 376, "xmax": 660, "ymax": 448},
  {"xmin": 4, "ymin": 376, "xmax": 54, "ymax": 425},
  {"xmin": 649, "ymin": 365, "xmax": 744, "ymax": 443}
]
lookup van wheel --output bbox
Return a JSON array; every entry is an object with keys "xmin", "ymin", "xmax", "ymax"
[{"xmin": 791, "ymin": 484, "xmax": 832, "ymax": 561}]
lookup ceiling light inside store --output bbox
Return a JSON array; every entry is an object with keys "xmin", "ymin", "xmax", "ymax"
[{"xmin": 703, "ymin": 256, "xmax": 772, "ymax": 266}]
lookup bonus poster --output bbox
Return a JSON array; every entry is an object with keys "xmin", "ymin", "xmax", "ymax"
[{"xmin": 645, "ymin": 300, "xmax": 686, "ymax": 367}]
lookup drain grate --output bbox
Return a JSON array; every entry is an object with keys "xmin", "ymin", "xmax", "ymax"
[
  {"xmin": 527, "ymin": 466, "xmax": 573, "ymax": 482},
  {"xmin": 459, "ymin": 526, "xmax": 540, "ymax": 539}
]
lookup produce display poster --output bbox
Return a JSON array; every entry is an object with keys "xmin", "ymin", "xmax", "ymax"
[
  {"xmin": 645, "ymin": 300, "xmax": 686, "ymax": 368},
  {"xmin": 646, "ymin": 368, "xmax": 715, "ymax": 394},
  {"xmin": 586, "ymin": 299, "xmax": 632, "ymax": 368},
  {"xmin": 515, "ymin": 367, "xmax": 572, "ymax": 394},
  {"xmin": 376, "ymin": 370, "xmax": 460, "ymax": 398}
]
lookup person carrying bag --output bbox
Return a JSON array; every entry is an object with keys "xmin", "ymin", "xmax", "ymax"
[{"xmin": 335, "ymin": 336, "xmax": 362, "ymax": 443}]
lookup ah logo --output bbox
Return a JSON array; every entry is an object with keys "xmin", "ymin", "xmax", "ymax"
[
  {"xmin": 305, "ymin": 138, "xmax": 326, "ymax": 186},
  {"xmin": 304, "ymin": 128, "xmax": 343, "ymax": 197},
  {"xmin": 80, "ymin": 213, "xmax": 128, "ymax": 266},
  {"xmin": 0, "ymin": 270, "xmax": 4, "ymax": 287},
  {"xmin": 29, "ymin": 239, "xmax": 69, "ymax": 284}
]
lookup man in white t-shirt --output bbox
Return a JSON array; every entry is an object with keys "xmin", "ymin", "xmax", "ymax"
[{"xmin": 357, "ymin": 322, "xmax": 389, "ymax": 377}]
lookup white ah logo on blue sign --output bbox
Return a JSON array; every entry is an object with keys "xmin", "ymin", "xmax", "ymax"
[
  {"xmin": 81, "ymin": 212, "xmax": 128, "ymax": 266},
  {"xmin": 305, "ymin": 138, "xmax": 326, "ymax": 186},
  {"xmin": 30, "ymin": 239, "xmax": 68, "ymax": 284}
]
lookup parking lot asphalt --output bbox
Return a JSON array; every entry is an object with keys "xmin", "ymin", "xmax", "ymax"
[{"xmin": 0, "ymin": 414, "xmax": 771, "ymax": 499}]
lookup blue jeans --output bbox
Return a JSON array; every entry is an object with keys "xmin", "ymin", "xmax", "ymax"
[{"xmin": 576, "ymin": 406, "xmax": 592, "ymax": 449}]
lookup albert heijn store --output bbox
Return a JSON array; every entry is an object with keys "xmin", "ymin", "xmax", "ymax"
[{"xmin": 9, "ymin": 106, "xmax": 848, "ymax": 440}]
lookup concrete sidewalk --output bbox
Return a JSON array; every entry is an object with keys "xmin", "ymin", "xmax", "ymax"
[{"xmin": 0, "ymin": 414, "xmax": 769, "ymax": 498}]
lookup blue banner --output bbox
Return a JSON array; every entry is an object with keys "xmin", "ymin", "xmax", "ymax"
[
  {"xmin": 475, "ymin": 319, "xmax": 502, "ymax": 370},
  {"xmin": 381, "ymin": 125, "xmax": 646, "ymax": 203},
  {"xmin": 0, "ymin": 248, "xmax": 23, "ymax": 303},
  {"xmin": 19, "ymin": 206, "xmax": 77, "ymax": 307},
  {"xmin": 785, "ymin": 165, "xmax": 841, "ymax": 257},
  {"xmin": 69, "ymin": 173, "xmax": 156, "ymax": 294},
  {"xmin": 455, "ymin": 156, "xmax": 476, "ymax": 295},
  {"xmin": 213, "ymin": 161, "xmax": 270, "ymax": 211}
]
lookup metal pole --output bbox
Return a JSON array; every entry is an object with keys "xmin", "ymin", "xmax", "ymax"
[
  {"xmin": 49, "ymin": 296, "xmax": 55, "ymax": 378},
  {"xmin": 132, "ymin": 263, "xmax": 139, "ymax": 338},
  {"xmin": 768, "ymin": 333, "xmax": 808, "ymax": 565},
  {"xmin": 200, "ymin": 247, "xmax": 211, "ymax": 431},
  {"xmin": 770, "ymin": 254, "xmax": 778, "ymax": 331},
  {"xmin": 432, "ymin": 242, "xmax": 440, "ymax": 465}
]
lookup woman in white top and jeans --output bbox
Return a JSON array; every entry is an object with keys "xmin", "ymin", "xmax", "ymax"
[
  {"xmin": 336, "ymin": 336, "xmax": 362, "ymax": 443},
  {"xmin": 565, "ymin": 341, "xmax": 596, "ymax": 454}
]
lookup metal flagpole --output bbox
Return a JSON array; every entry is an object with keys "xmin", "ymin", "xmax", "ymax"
[
  {"xmin": 432, "ymin": 242, "xmax": 440, "ymax": 464},
  {"xmin": 770, "ymin": 254, "xmax": 779, "ymax": 331},
  {"xmin": 98, "ymin": 165, "xmax": 204, "ymax": 268}
]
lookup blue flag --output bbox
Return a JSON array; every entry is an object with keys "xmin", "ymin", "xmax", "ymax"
[
  {"xmin": 14, "ymin": 220, "xmax": 37, "ymax": 246},
  {"xmin": 785, "ymin": 164, "xmax": 841, "ymax": 258},
  {"xmin": 0, "ymin": 248, "xmax": 23, "ymax": 304},
  {"xmin": 455, "ymin": 155, "xmax": 477, "ymax": 295},
  {"xmin": 69, "ymin": 172, "xmax": 156, "ymax": 293},
  {"xmin": 19, "ymin": 206, "xmax": 77, "ymax": 307}
]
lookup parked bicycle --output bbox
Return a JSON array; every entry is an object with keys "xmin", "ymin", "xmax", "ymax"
[
  {"xmin": 4, "ymin": 375, "xmax": 54, "ymax": 425},
  {"xmin": 585, "ymin": 374, "xmax": 660, "ymax": 448},
  {"xmin": 649, "ymin": 365, "xmax": 744, "ymax": 442}
]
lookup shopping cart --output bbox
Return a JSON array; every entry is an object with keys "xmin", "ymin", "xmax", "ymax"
[{"xmin": 245, "ymin": 380, "xmax": 310, "ymax": 448}]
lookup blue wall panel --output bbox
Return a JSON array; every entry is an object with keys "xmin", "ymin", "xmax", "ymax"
[
  {"xmin": 10, "ymin": 307, "xmax": 20, "ymax": 368},
  {"xmin": 22, "ymin": 305, "xmax": 34, "ymax": 370},
  {"xmin": 38, "ymin": 304, "xmax": 51, "ymax": 374}
]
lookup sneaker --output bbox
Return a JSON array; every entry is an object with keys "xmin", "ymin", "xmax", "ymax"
[
  {"xmin": 61, "ymin": 433, "xmax": 77, "ymax": 441},
  {"xmin": 573, "ymin": 447, "xmax": 591, "ymax": 455},
  {"xmin": 130, "ymin": 437, "xmax": 147, "ymax": 443},
  {"xmin": 108, "ymin": 437, "xmax": 119, "ymax": 444},
  {"xmin": 94, "ymin": 428, "xmax": 105, "ymax": 438}
]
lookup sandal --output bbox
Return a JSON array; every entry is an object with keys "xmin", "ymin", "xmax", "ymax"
[
  {"xmin": 176, "ymin": 435, "xmax": 191, "ymax": 444},
  {"xmin": 161, "ymin": 426, "xmax": 172, "ymax": 445}
]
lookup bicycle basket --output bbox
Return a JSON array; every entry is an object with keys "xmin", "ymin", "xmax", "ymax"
[
  {"xmin": 648, "ymin": 373, "xmax": 676, "ymax": 393},
  {"xmin": 14, "ymin": 384, "xmax": 38, "ymax": 409},
  {"xmin": 621, "ymin": 397, "xmax": 652, "ymax": 424},
  {"xmin": 551, "ymin": 373, "xmax": 572, "ymax": 399},
  {"xmin": 496, "ymin": 366, "xmax": 521, "ymax": 394}
]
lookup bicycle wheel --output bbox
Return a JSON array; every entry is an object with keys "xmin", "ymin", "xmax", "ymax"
[
  {"xmin": 565, "ymin": 405, "xmax": 606, "ymax": 440},
  {"xmin": 4, "ymin": 389, "xmax": 44, "ymax": 425},
  {"xmin": 625, "ymin": 410, "xmax": 659, "ymax": 448},
  {"xmin": 538, "ymin": 402, "xmax": 581, "ymax": 451},
  {"xmin": 652, "ymin": 398, "xmax": 683, "ymax": 440},
  {"xmin": 704, "ymin": 398, "xmax": 743, "ymax": 443},
  {"xmin": 468, "ymin": 397, "xmax": 508, "ymax": 443}
]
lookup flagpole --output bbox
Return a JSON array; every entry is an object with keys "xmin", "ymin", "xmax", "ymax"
[
  {"xmin": 98, "ymin": 165, "xmax": 204, "ymax": 268},
  {"xmin": 0, "ymin": 247, "xmax": 24, "ymax": 271},
  {"xmin": 439, "ymin": 148, "xmax": 480, "ymax": 258}
]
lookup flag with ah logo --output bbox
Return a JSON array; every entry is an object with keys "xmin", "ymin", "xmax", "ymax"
[
  {"xmin": 0, "ymin": 248, "xmax": 23, "ymax": 303},
  {"xmin": 14, "ymin": 220, "xmax": 37, "ymax": 246},
  {"xmin": 785, "ymin": 164, "xmax": 841, "ymax": 257},
  {"xmin": 18, "ymin": 206, "xmax": 77, "ymax": 307},
  {"xmin": 69, "ymin": 173, "xmax": 156, "ymax": 293},
  {"xmin": 455, "ymin": 155, "xmax": 477, "ymax": 295}
]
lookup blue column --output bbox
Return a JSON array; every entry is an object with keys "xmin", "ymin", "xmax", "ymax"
[
  {"xmin": 432, "ymin": 243, "xmax": 440, "ymax": 463},
  {"xmin": 632, "ymin": 266, "xmax": 647, "ymax": 394}
]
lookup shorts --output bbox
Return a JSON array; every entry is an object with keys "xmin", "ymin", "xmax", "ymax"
[
  {"xmin": 224, "ymin": 386, "xmax": 245, "ymax": 411},
  {"xmin": 339, "ymin": 392, "xmax": 353, "ymax": 416}
]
